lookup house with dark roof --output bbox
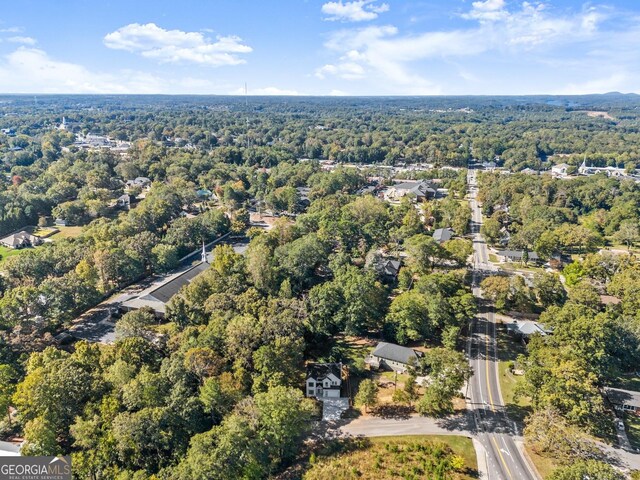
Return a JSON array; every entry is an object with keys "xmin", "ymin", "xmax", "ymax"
[
  {"xmin": 375, "ymin": 258, "xmax": 401, "ymax": 281},
  {"xmin": 432, "ymin": 227, "xmax": 454, "ymax": 243},
  {"xmin": 121, "ymin": 262, "xmax": 209, "ymax": 318},
  {"xmin": 306, "ymin": 363, "xmax": 343, "ymax": 399},
  {"xmin": 606, "ymin": 387, "xmax": 640, "ymax": 416},
  {"xmin": 366, "ymin": 342, "xmax": 423, "ymax": 373},
  {"xmin": 496, "ymin": 249, "xmax": 540, "ymax": 264}
]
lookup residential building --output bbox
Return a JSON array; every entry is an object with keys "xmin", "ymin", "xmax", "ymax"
[
  {"xmin": 505, "ymin": 320, "xmax": 551, "ymax": 341},
  {"xmin": 126, "ymin": 177, "xmax": 152, "ymax": 189},
  {"xmin": 366, "ymin": 342, "xmax": 423, "ymax": 373},
  {"xmin": 374, "ymin": 258, "xmax": 401, "ymax": 281},
  {"xmin": 579, "ymin": 159, "xmax": 628, "ymax": 177},
  {"xmin": 551, "ymin": 163, "xmax": 570, "ymax": 178},
  {"xmin": 495, "ymin": 249, "xmax": 540, "ymax": 264},
  {"xmin": 121, "ymin": 262, "xmax": 209, "ymax": 318},
  {"xmin": 0, "ymin": 440, "xmax": 21, "ymax": 456},
  {"xmin": 384, "ymin": 180, "xmax": 436, "ymax": 203},
  {"xmin": 196, "ymin": 188, "xmax": 213, "ymax": 199},
  {"xmin": 305, "ymin": 363, "xmax": 343, "ymax": 399},
  {"xmin": 0, "ymin": 230, "xmax": 43, "ymax": 249},
  {"xmin": 432, "ymin": 227, "xmax": 454, "ymax": 243},
  {"xmin": 116, "ymin": 194, "xmax": 131, "ymax": 210},
  {"xmin": 606, "ymin": 388, "xmax": 640, "ymax": 416}
]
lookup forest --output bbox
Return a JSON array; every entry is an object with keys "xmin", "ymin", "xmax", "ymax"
[{"xmin": 0, "ymin": 94, "xmax": 639, "ymax": 478}]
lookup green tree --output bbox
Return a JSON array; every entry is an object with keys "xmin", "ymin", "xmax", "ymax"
[
  {"xmin": 355, "ymin": 379, "xmax": 379, "ymax": 413},
  {"xmin": 613, "ymin": 220, "xmax": 640, "ymax": 250},
  {"xmin": 385, "ymin": 290, "xmax": 430, "ymax": 344},
  {"xmin": 21, "ymin": 416, "xmax": 61, "ymax": 456},
  {"xmin": 548, "ymin": 461, "xmax": 624, "ymax": 480}
]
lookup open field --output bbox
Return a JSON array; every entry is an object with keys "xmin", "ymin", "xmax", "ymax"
[
  {"xmin": 50, "ymin": 226, "xmax": 84, "ymax": 239},
  {"xmin": 302, "ymin": 435, "xmax": 477, "ymax": 480}
]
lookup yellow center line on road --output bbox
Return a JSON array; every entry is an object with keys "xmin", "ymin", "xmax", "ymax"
[
  {"xmin": 491, "ymin": 435, "xmax": 514, "ymax": 480},
  {"xmin": 485, "ymin": 319, "xmax": 495, "ymax": 413}
]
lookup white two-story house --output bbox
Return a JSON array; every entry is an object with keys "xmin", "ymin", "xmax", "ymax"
[{"xmin": 306, "ymin": 363, "xmax": 343, "ymax": 399}]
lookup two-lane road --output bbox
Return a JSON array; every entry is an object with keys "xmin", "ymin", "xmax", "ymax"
[{"xmin": 467, "ymin": 169, "xmax": 537, "ymax": 480}]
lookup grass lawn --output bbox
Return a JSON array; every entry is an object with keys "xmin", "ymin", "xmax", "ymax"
[
  {"xmin": 525, "ymin": 445, "xmax": 559, "ymax": 479},
  {"xmin": 50, "ymin": 226, "xmax": 84, "ymax": 239},
  {"xmin": 496, "ymin": 328, "xmax": 532, "ymax": 423},
  {"xmin": 303, "ymin": 435, "xmax": 477, "ymax": 480},
  {"xmin": 0, "ymin": 245, "xmax": 28, "ymax": 262},
  {"xmin": 488, "ymin": 253, "xmax": 498, "ymax": 263},
  {"xmin": 32, "ymin": 226, "xmax": 59, "ymax": 238},
  {"xmin": 624, "ymin": 413, "xmax": 640, "ymax": 450}
]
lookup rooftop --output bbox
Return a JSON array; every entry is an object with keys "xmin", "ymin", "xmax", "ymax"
[
  {"xmin": 605, "ymin": 387, "xmax": 640, "ymax": 406},
  {"xmin": 307, "ymin": 362, "xmax": 342, "ymax": 381},
  {"xmin": 371, "ymin": 342, "xmax": 423, "ymax": 365}
]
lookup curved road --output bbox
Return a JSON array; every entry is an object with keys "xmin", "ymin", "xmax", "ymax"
[{"xmin": 467, "ymin": 169, "xmax": 537, "ymax": 480}]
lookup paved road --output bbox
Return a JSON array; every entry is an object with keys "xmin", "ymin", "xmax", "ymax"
[
  {"xmin": 467, "ymin": 169, "xmax": 537, "ymax": 480},
  {"xmin": 341, "ymin": 413, "xmax": 474, "ymax": 438}
]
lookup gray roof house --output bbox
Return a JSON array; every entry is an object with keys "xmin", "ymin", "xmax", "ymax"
[
  {"xmin": 605, "ymin": 387, "xmax": 640, "ymax": 415},
  {"xmin": 375, "ymin": 259, "xmax": 401, "ymax": 280},
  {"xmin": 496, "ymin": 250, "xmax": 540, "ymax": 263},
  {"xmin": 0, "ymin": 230, "xmax": 43, "ymax": 249},
  {"xmin": 0, "ymin": 440, "xmax": 21, "ymax": 456},
  {"xmin": 121, "ymin": 262, "xmax": 209, "ymax": 318},
  {"xmin": 367, "ymin": 342, "xmax": 424, "ymax": 372},
  {"xmin": 384, "ymin": 180, "xmax": 436, "ymax": 202},
  {"xmin": 432, "ymin": 227, "xmax": 454, "ymax": 243},
  {"xmin": 506, "ymin": 320, "xmax": 551, "ymax": 341}
]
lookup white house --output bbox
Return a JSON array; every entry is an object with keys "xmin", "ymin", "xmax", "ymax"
[
  {"xmin": 306, "ymin": 363, "xmax": 343, "ymax": 399},
  {"xmin": 366, "ymin": 342, "xmax": 423, "ymax": 373}
]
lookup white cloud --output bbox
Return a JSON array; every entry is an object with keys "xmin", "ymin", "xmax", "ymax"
[
  {"xmin": 315, "ymin": 61, "xmax": 365, "ymax": 80},
  {"xmin": 104, "ymin": 23, "xmax": 252, "ymax": 66},
  {"xmin": 0, "ymin": 27, "xmax": 22, "ymax": 33},
  {"xmin": 316, "ymin": 2, "xmax": 607, "ymax": 93},
  {"xmin": 0, "ymin": 47, "xmax": 236, "ymax": 94},
  {"xmin": 329, "ymin": 89, "xmax": 349, "ymax": 96},
  {"xmin": 462, "ymin": 0, "xmax": 508, "ymax": 22},
  {"xmin": 7, "ymin": 36, "xmax": 36, "ymax": 45},
  {"xmin": 0, "ymin": 47, "xmax": 162, "ymax": 93},
  {"xmin": 322, "ymin": 1, "xmax": 389, "ymax": 22}
]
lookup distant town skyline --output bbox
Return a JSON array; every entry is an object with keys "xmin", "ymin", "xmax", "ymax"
[{"xmin": 0, "ymin": 0, "xmax": 639, "ymax": 95}]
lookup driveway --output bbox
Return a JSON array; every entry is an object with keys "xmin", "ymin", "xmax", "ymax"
[{"xmin": 339, "ymin": 412, "xmax": 475, "ymax": 438}]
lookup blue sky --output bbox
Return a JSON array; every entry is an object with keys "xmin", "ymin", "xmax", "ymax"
[{"xmin": 0, "ymin": 0, "xmax": 638, "ymax": 95}]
